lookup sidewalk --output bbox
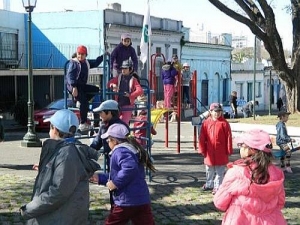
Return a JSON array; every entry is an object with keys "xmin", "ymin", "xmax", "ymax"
[{"xmin": 0, "ymin": 121, "xmax": 299, "ymax": 224}]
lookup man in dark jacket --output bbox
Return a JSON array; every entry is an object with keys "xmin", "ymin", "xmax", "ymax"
[
  {"xmin": 90, "ymin": 100, "xmax": 129, "ymax": 172},
  {"xmin": 66, "ymin": 45, "xmax": 104, "ymax": 132}
]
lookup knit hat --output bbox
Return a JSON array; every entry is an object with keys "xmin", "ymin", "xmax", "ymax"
[
  {"xmin": 235, "ymin": 129, "xmax": 272, "ymax": 153},
  {"xmin": 44, "ymin": 109, "xmax": 79, "ymax": 134},
  {"xmin": 121, "ymin": 33, "xmax": 131, "ymax": 40},
  {"xmin": 101, "ymin": 123, "xmax": 129, "ymax": 139},
  {"xmin": 77, "ymin": 45, "xmax": 87, "ymax": 55}
]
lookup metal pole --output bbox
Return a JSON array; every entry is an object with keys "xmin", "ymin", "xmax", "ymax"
[
  {"xmin": 253, "ymin": 36, "xmax": 257, "ymax": 120},
  {"xmin": 269, "ymin": 69, "xmax": 272, "ymax": 116},
  {"xmin": 21, "ymin": 11, "xmax": 41, "ymax": 147}
]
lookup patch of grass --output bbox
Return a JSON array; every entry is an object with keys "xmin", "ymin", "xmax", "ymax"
[{"xmin": 228, "ymin": 111, "xmax": 300, "ymax": 127}]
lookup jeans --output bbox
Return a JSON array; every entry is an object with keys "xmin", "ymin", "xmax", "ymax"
[{"xmin": 205, "ymin": 165, "xmax": 226, "ymax": 190}]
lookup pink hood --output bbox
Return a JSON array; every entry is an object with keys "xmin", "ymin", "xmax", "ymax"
[{"xmin": 214, "ymin": 163, "xmax": 287, "ymax": 225}]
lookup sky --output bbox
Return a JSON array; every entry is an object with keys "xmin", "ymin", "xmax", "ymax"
[{"xmin": 9, "ymin": 0, "xmax": 293, "ymax": 50}]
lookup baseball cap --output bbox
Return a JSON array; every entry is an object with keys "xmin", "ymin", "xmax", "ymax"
[
  {"xmin": 183, "ymin": 62, "xmax": 190, "ymax": 67},
  {"xmin": 101, "ymin": 123, "xmax": 129, "ymax": 139},
  {"xmin": 209, "ymin": 103, "xmax": 223, "ymax": 111},
  {"xmin": 93, "ymin": 100, "xmax": 119, "ymax": 113},
  {"xmin": 235, "ymin": 129, "xmax": 272, "ymax": 153},
  {"xmin": 77, "ymin": 45, "xmax": 87, "ymax": 55},
  {"xmin": 44, "ymin": 109, "xmax": 79, "ymax": 134},
  {"xmin": 277, "ymin": 111, "xmax": 291, "ymax": 118}
]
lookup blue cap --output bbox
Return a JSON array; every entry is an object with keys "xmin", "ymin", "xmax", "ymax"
[
  {"xmin": 93, "ymin": 100, "xmax": 119, "ymax": 113},
  {"xmin": 44, "ymin": 109, "xmax": 79, "ymax": 134}
]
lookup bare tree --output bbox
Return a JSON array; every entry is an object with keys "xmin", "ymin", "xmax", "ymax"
[{"xmin": 209, "ymin": 0, "xmax": 299, "ymax": 113}]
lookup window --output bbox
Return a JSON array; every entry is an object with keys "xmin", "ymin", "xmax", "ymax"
[
  {"xmin": 137, "ymin": 45, "xmax": 141, "ymax": 56},
  {"xmin": 156, "ymin": 47, "xmax": 161, "ymax": 54},
  {"xmin": 0, "ymin": 32, "xmax": 18, "ymax": 61},
  {"xmin": 256, "ymin": 82, "xmax": 262, "ymax": 97},
  {"xmin": 172, "ymin": 48, "xmax": 178, "ymax": 56}
]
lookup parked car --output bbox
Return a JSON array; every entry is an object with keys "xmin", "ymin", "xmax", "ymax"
[{"xmin": 34, "ymin": 99, "xmax": 80, "ymax": 130}]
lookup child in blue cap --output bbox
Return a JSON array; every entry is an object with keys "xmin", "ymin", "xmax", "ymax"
[{"xmin": 20, "ymin": 109, "xmax": 100, "ymax": 224}]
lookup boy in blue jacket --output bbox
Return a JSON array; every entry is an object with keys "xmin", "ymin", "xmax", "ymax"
[{"xmin": 276, "ymin": 111, "xmax": 295, "ymax": 173}]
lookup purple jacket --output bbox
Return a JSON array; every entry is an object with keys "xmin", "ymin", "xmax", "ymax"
[
  {"xmin": 99, "ymin": 143, "xmax": 151, "ymax": 206},
  {"xmin": 110, "ymin": 42, "xmax": 138, "ymax": 72},
  {"xmin": 161, "ymin": 64, "xmax": 177, "ymax": 85}
]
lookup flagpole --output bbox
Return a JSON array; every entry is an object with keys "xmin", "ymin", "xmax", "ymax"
[{"xmin": 147, "ymin": 28, "xmax": 151, "ymax": 81}]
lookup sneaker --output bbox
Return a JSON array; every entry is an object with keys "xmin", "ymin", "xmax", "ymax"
[
  {"xmin": 285, "ymin": 167, "xmax": 293, "ymax": 173},
  {"xmin": 79, "ymin": 123, "xmax": 91, "ymax": 132},
  {"xmin": 202, "ymin": 184, "xmax": 213, "ymax": 191}
]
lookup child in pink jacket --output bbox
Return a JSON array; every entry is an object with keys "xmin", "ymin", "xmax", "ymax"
[{"xmin": 214, "ymin": 129, "xmax": 287, "ymax": 225}]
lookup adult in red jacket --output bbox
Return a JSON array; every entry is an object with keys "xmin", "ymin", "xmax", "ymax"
[{"xmin": 198, "ymin": 103, "xmax": 233, "ymax": 194}]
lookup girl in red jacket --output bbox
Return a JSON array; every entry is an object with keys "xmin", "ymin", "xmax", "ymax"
[{"xmin": 198, "ymin": 103, "xmax": 233, "ymax": 194}]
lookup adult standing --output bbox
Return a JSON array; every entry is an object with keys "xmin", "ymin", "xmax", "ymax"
[
  {"xmin": 276, "ymin": 97, "xmax": 283, "ymax": 111},
  {"xmin": 229, "ymin": 91, "xmax": 238, "ymax": 118},
  {"xmin": 66, "ymin": 45, "xmax": 104, "ymax": 132}
]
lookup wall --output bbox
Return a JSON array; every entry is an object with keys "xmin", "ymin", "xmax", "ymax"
[{"xmin": 182, "ymin": 42, "xmax": 232, "ymax": 109}]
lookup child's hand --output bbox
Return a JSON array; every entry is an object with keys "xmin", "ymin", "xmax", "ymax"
[
  {"xmin": 32, "ymin": 164, "xmax": 39, "ymax": 171},
  {"xmin": 89, "ymin": 174, "xmax": 99, "ymax": 184},
  {"xmin": 106, "ymin": 180, "xmax": 117, "ymax": 191}
]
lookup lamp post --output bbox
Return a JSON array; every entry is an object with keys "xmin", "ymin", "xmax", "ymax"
[
  {"xmin": 269, "ymin": 69, "xmax": 272, "ymax": 116},
  {"xmin": 21, "ymin": 0, "xmax": 41, "ymax": 147}
]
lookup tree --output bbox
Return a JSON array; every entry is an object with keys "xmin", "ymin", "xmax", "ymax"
[{"xmin": 209, "ymin": 0, "xmax": 298, "ymax": 113}]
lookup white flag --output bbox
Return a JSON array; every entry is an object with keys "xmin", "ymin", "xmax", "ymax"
[{"xmin": 140, "ymin": 1, "xmax": 151, "ymax": 65}]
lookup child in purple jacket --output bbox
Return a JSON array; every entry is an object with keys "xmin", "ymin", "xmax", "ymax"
[
  {"xmin": 92, "ymin": 123, "xmax": 156, "ymax": 225},
  {"xmin": 110, "ymin": 33, "xmax": 138, "ymax": 77},
  {"xmin": 161, "ymin": 61, "xmax": 178, "ymax": 109}
]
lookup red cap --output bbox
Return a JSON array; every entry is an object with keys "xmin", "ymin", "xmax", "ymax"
[{"xmin": 77, "ymin": 45, "xmax": 87, "ymax": 55}]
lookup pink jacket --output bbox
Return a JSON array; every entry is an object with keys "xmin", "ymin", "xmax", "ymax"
[
  {"xmin": 198, "ymin": 116, "xmax": 232, "ymax": 166},
  {"xmin": 214, "ymin": 161, "xmax": 287, "ymax": 225}
]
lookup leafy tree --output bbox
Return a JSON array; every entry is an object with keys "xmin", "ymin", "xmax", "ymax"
[{"xmin": 209, "ymin": 0, "xmax": 298, "ymax": 112}]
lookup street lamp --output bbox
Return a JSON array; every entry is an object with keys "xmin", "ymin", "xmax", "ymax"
[
  {"xmin": 269, "ymin": 69, "xmax": 272, "ymax": 116},
  {"xmin": 21, "ymin": 0, "xmax": 41, "ymax": 147}
]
